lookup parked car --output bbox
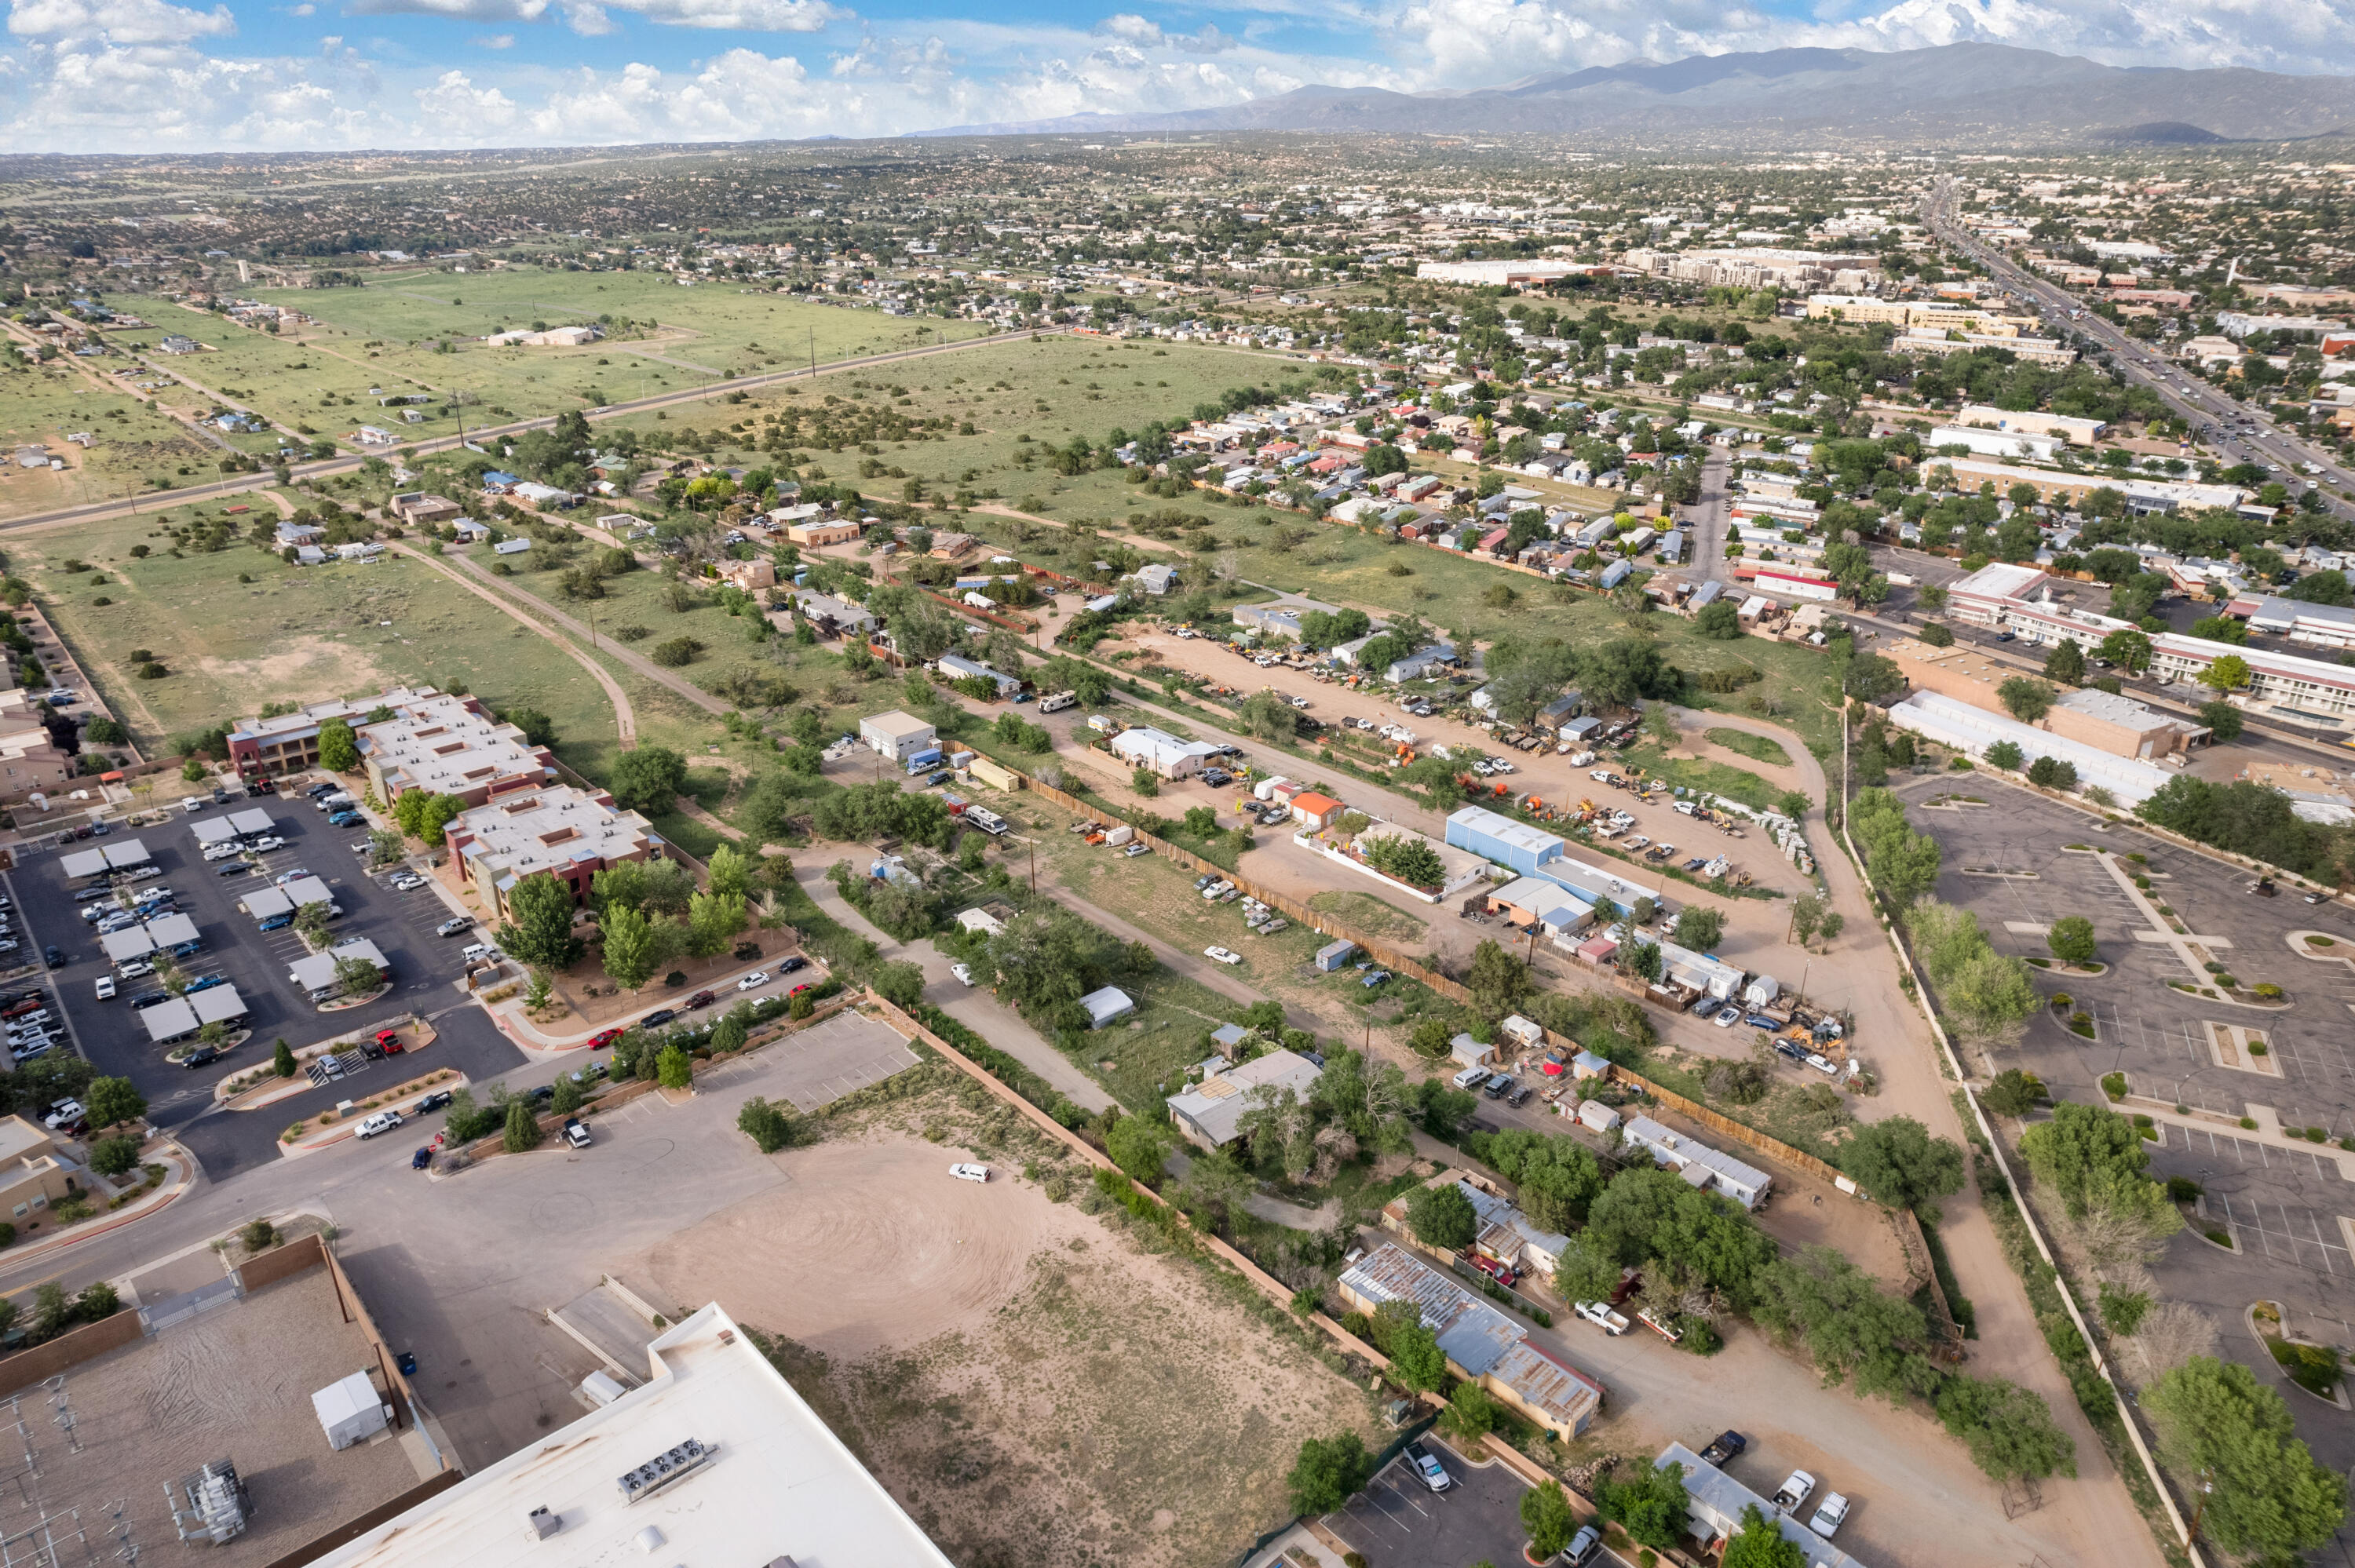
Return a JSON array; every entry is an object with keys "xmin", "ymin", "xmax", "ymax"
[
  {"xmin": 356, "ymin": 1110, "xmax": 403, "ymax": 1140},
  {"xmin": 42, "ymin": 1100, "xmax": 86, "ymax": 1132},
  {"xmin": 411, "ymin": 1147, "xmax": 434, "ymax": 1170},
  {"xmin": 1483, "ymin": 1073, "xmax": 1513, "ymax": 1099},
  {"xmin": 185, "ymin": 974, "xmax": 228, "ymax": 994},
  {"xmin": 949, "ymin": 1162, "xmax": 990, "ymax": 1183},
  {"xmin": 181, "ymin": 1046, "xmax": 219, "ymax": 1070},
  {"xmin": 1507, "ymin": 1085, "xmax": 1535, "ymax": 1108},
  {"xmin": 374, "ymin": 1029, "xmax": 405, "ymax": 1055},
  {"xmin": 93, "ymin": 977, "xmax": 115, "ymax": 1001},
  {"xmin": 1714, "ymin": 1005, "xmax": 1741, "ymax": 1028},
  {"xmin": 684, "ymin": 990, "xmax": 717, "ymax": 1010},
  {"xmin": 250, "ymin": 836, "xmax": 285, "ymax": 851},
  {"xmin": 1203, "ymin": 946, "xmax": 1242, "ymax": 965},
  {"xmin": 391, "ymin": 874, "xmax": 426, "ymax": 892},
  {"xmin": 640, "ymin": 1008, "xmax": 676, "ymax": 1028},
  {"xmin": 39, "ymin": 946, "xmax": 60, "ymax": 970},
  {"xmin": 1122, "ymin": 842, "xmax": 1150, "ymax": 857},
  {"xmin": 435, "ymin": 915, "xmax": 474, "ymax": 937},
  {"xmin": 1573, "ymin": 1300, "xmax": 1631, "ymax": 1335},
  {"xmin": 778, "ymin": 956, "xmax": 807, "ymax": 975},
  {"xmin": 257, "ymin": 913, "xmax": 294, "ymax": 932},
  {"xmin": 1561, "ymin": 1525, "xmax": 1602, "ymax": 1566},
  {"xmin": 588, "ymin": 1028, "xmax": 623, "ymax": 1051},
  {"xmin": 951, "ymin": 962, "xmax": 974, "ymax": 986},
  {"xmin": 1809, "ymin": 1493, "xmax": 1850, "ymax": 1539},
  {"xmin": 129, "ymin": 991, "xmax": 170, "ymax": 1010},
  {"xmin": 328, "ymin": 811, "xmax": 363, "ymax": 828},
  {"xmin": 1772, "ymin": 1471, "xmax": 1816, "ymax": 1514},
  {"xmin": 1698, "ymin": 1431, "xmax": 1747, "ymax": 1467},
  {"xmin": 273, "ymin": 869, "xmax": 311, "ymax": 885},
  {"xmin": 736, "ymin": 971, "xmax": 769, "ymax": 991},
  {"xmin": 562, "ymin": 1118, "xmax": 592, "ymax": 1150},
  {"xmin": 415, "ymin": 1091, "xmax": 454, "ymax": 1114},
  {"xmin": 1404, "ymin": 1440, "xmax": 1451, "ymax": 1494},
  {"xmin": 1465, "ymin": 1252, "xmax": 1517, "ymax": 1288}
]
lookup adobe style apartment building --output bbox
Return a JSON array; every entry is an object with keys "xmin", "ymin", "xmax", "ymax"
[
  {"xmin": 356, "ymin": 691, "xmax": 555, "ymax": 807},
  {"xmin": 442, "ymin": 785, "xmax": 658, "ymax": 919},
  {"xmin": 226, "ymin": 686, "xmax": 452, "ymax": 777},
  {"xmin": 0, "ymin": 688, "xmax": 72, "ymax": 800}
]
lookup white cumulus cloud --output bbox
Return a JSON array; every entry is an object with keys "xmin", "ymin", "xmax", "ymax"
[{"xmin": 8, "ymin": 0, "xmax": 234, "ymax": 45}]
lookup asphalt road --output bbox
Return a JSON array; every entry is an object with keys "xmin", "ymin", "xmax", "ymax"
[{"xmin": 1920, "ymin": 177, "xmax": 2350, "ymax": 516}]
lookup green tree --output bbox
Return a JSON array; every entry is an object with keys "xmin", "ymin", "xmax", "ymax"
[
  {"xmin": 89, "ymin": 1136, "xmax": 141, "ymax": 1177},
  {"xmin": 1676, "ymin": 906, "xmax": 1725, "ymax": 951},
  {"xmin": 502, "ymin": 705, "xmax": 557, "ymax": 746},
  {"xmin": 1981, "ymin": 1069, "xmax": 2048, "ymax": 1118},
  {"xmin": 2043, "ymin": 640, "xmax": 2086, "ymax": 685},
  {"xmin": 316, "ymin": 718, "xmax": 359, "ymax": 772},
  {"xmin": 1406, "ymin": 1182, "xmax": 1479, "ymax": 1251},
  {"xmin": 502, "ymin": 1098, "xmax": 542, "ymax": 1153},
  {"xmin": 1466, "ymin": 939, "xmax": 1532, "ymax": 1019},
  {"xmin": 737, "ymin": 1096, "xmax": 794, "ymax": 1153},
  {"xmin": 1789, "ymin": 893, "xmax": 1824, "ymax": 946},
  {"xmin": 705, "ymin": 842, "xmax": 754, "ymax": 900},
  {"xmin": 1842, "ymin": 653, "xmax": 1905, "ymax": 704},
  {"xmin": 273, "ymin": 1037, "xmax": 298, "ymax": 1078},
  {"xmin": 1752, "ymin": 1245, "xmax": 1939, "ymax": 1402},
  {"xmin": 1443, "ymin": 1380, "xmax": 1496, "ymax": 1442},
  {"xmin": 2199, "ymin": 654, "xmax": 2251, "ymax": 692},
  {"xmin": 498, "ymin": 872, "xmax": 584, "ymax": 970},
  {"xmin": 1933, "ymin": 1374, "xmax": 2077, "ymax": 1482},
  {"xmin": 1985, "ymin": 739, "xmax": 2023, "ymax": 771},
  {"xmin": 870, "ymin": 959, "xmax": 926, "ymax": 1011},
  {"xmin": 1106, "ymin": 1114, "xmax": 1170, "ymax": 1187},
  {"xmin": 683, "ymin": 888, "xmax": 748, "ymax": 959},
  {"xmin": 1363, "ymin": 833, "xmax": 1446, "ymax": 888},
  {"xmin": 85, "ymin": 1077, "xmax": 144, "ymax": 1129},
  {"xmin": 550, "ymin": 1076, "xmax": 583, "ymax": 1116},
  {"xmin": 2196, "ymin": 699, "xmax": 2244, "ymax": 742},
  {"xmin": 1996, "ymin": 676, "xmax": 2054, "ymax": 724},
  {"xmin": 2145, "ymin": 1358, "xmax": 2347, "ymax": 1559},
  {"xmin": 2018, "ymin": 1101, "xmax": 2176, "ymax": 1230},
  {"xmin": 599, "ymin": 902, "xmax": 661, "ymax": 990},
  {"xmin": 2046, "ymin": 915, "xmax": 2096, "ymax": 968},
  {"xmin": 655, "ymin": 1044, "xmax": 693, "ymax": 1090},
  {"xmin": 1693, "ymin": 600, "xmax": 1743, "ymax": 640},
  {"xmin": 608, "ymin": 745, "xmax": 688, "ymax": 811},
  {"xmin": 1373, "ymin": 1300, "xmax": 1448, "ymax": 1391},
  {"xmin": 1919, "ymin": 622, "xmax": 1955, "ymax": 647},
  {"xmin": 1838, "ymin": 1116, "xmax": 1965, "ymax": 1212},
  {"xmin": 1520, "ymin": 1481, "xmax": 1577, "ymax": 1561},
  {"xmin": 2096, "ymin": 628, "xmax": 2153, "ymax": 673},
  {"xmin": 1598, "ymin": 1460, "xmax": 1691, "ymax": 1550},
  {"xmin": 1286, "ymin": 1433, "xmax": 1373, "ymax": 1515},
  {"xmin": 1722, "ymin": 1504, "xmax": 1806, "ymax": 1568}
]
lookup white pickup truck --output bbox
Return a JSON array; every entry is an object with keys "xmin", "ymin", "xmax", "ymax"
[{"xmin": 1573, "ymin": 1300, "xmax": 1630, "ymax": 1336}]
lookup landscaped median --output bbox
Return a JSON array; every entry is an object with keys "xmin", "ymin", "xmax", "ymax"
[
  {"xmin": 278, "ymin": 1067, "xmax": 468, "ymax": 1154},
  {"xmin": 217, "ymin": 1015, "xmax": 438, "ymax": 1109}
]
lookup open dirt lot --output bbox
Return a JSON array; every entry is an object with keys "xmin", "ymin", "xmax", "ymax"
[{"xmin": 630, "ymin": 1130, "xmax": 1375, "ymax": 1568}]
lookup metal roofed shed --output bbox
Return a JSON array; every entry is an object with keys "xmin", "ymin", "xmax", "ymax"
[
  {"xmin": 1078, "ymin": 986, "xmax": 1135, "ymax": 1029},
  {"xmin": 228, "ymin": 807, "xmax": 276, "ymax": 836},
  {"xmin": 100, "ymin": 926, "xmax": 159, "ymax": 963},
  {"xmin": 288, "ymin": 939, "xmax": 389, "ymax": 998},
  {"xmin": 1313, "ymin": 939, "xmax": 1358, "ymax": 972},
  {"xmin": 59, "ymin": 847, "xmax": 111, "ymax": 881},
  {"xmin": 192, "ymin": 818, "xmax": 241, "ymax": 846},
  {"xmin": 1166, "ymin": 1049, "xmax": 1324, "ymax": 1148},
  {"xmin": 302, "ymin": 1303, "xmax": 954, "ymax": 1568},
  {"xmin": 1446, "ymin": 805, "xmax": 1565, "ymax": 876},
  {"xmin": 281, "ymin": 876, "xmax": 334, "ymax": 907},
  {"xmin": 312, "ymin": 1372, "xmax": 390, "ymax": 1452},
  {"xmin": 144, "ymin": 911, "xmax": 199, "ymax": 947}
]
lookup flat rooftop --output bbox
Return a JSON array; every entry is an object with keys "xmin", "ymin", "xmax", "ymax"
[
  {"xmin": 34, "ymin": 1267, "xmax": 429, "ymax": 1568},
  {"xmin": 311, "ymin": 1304, "xmax": 952, "ymax": 1568},
  {"xmin": 449, "ymin": 787, "xmax": 652, "ymax": 885}
]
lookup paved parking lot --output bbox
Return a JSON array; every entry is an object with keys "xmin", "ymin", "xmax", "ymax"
[
  {"xmin": 4, "ymin": 789, "xmax": 526, "ymax": 1174},
  {"xmin": 1324, "ymin": 1440, "xmax": 1554, "ymax": 1568},
  {"xmin": 1911, "ymin": 773, "xmax": 2355, "ymax": 1563},
  {"xmin": 617, "ymin": 1009, "xmax": 918, "ymax": 1118}
]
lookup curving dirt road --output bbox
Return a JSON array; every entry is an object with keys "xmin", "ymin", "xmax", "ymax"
[{"xmin": 392, "ymin": 541, "xmax": 638, "ymax": 747}]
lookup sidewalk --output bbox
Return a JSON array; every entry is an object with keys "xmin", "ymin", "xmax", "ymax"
[
  {"xmin": 2122, "ymin": 1094, "xmax": 2355, "ymax": 1180},
  {"xmin": 0, "ymin": 1138, "xmax": 197, "ymax": 1268}
]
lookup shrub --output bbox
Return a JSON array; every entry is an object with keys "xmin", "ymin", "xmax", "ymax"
[
  {"xmin": 736, "ymin": 1096, "xmax": 794, "ymax": 1153},
  {"xmin": 2098, "ymin": 1071, "xmax": 2126, "ymax": 1102},
  {"xmin": 241, "ymin": 1218, "xmax": 277, "ymax": 1253}
]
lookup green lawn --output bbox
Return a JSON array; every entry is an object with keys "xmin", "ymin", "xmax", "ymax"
[
  {"xmin": 1620, "ymin": 745, "xmax": 1790, "ymax": 813},
  {"xmin": 1705, "ymin": 727, "xmax": 1794, "ymax": 767}
]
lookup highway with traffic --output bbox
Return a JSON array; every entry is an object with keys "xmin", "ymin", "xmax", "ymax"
[{"xmin": 1921, "ymin": 176, "xmax": 2353, "ymax": 519}]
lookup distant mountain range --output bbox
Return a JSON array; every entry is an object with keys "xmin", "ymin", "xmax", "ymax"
[{"xmin": 918, "ymin": 43, "xmax": 2355, "ymax": 144}]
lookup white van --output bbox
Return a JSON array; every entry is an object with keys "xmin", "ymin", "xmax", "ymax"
[
  {"xmin": 1451, "ymin": 1064, "xmax": 1490, "ymax": 1091},
  {"xmin": 460, "ymin": 943, "xmax": 496, "ymax": 965}
]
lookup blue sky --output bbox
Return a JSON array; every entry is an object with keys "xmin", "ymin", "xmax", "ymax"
[{"xmin": 4, "ymin": 0, "xmax": 2350, "ymax": 152}]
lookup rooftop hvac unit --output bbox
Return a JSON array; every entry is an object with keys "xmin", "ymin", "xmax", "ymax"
[
  {"xmin": 615, "ymin": 1439, "xmax": 714, "ymax": 1505},
  {"xmin": 167, "ymin": 1459, "xmax": 251, "ymax": 1545}
]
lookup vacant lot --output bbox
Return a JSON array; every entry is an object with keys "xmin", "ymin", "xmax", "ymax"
[
  {"xmin": 0, "ymin": 359, "xmax": 217, "ymax": 518},
  {"xmin": 635, "ymin": 1121, "xmax": 1374, "ymax": 1568},
  {"xmin": 9, "ymin": 516, "xmax": 690, "ymax": 775},
  {"xmin": 97, "ymin": 280, "xmax": 989, "ymax": 441}
]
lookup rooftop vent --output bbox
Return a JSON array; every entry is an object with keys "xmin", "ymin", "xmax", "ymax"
[
  {"xmin": 635, "ymin": 1527, "xmax": 665, "ymax": 1555},
  {"xmin": 617, "ymin": 1439, "xmax": 714, "ymax": 1505},
  {"xmin": 526, "ymin": 1507, "xmax": 562, "ymax": 1541}
]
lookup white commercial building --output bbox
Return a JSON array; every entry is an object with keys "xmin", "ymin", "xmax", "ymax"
[
  {"xmin": 859, "ymin": 710, "xmax": 937, "ymax": 763},
  {"xmin": 305, "ymin": 1304, "xmax": 953, "ymax": 1568},
  {"xmin": 1108, "ymin": 725, "xmax": 1219, "ymax": 779},
  {"xmin": 1885, "ymin": 691, "xmax": 2174, "ymax": 804}
]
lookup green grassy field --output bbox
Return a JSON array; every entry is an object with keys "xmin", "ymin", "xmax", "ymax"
[
  {"xmin": 93, "ymin": 277, "xmax": 990, "ymax": 452},
  {"xmin": 597, "ymin": 333, "xmax": 1297, "ymax": 483},
  {"xmin": 0, "ymin": 359, "xmax": 217, "ymax": 516}
]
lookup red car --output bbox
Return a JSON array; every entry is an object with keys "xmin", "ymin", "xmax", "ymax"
[
  {"xmin": 587, "ymin": 1028, "xmax": 623, "ymax": 1050},
  {"xmin": 374, "ymin": 1029, "xmax": 405, "ymax": 1055},
  {"xmin": 682, "ymin": 990, "xmax": 717, "ymax": 1011},
  {"xmin": 1465, "ymin": 1252, "xmax": 1517, "ymax": 1288},
  {"xmin": 787, "ymin": 983, "xmax": 816, "ymax": 1000}
]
